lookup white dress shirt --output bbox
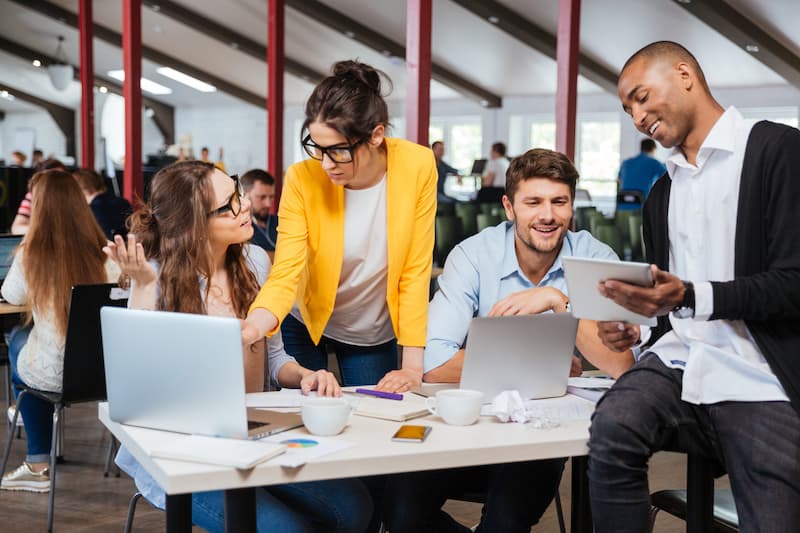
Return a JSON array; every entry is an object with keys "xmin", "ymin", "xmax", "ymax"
[{"xmin": 650, "ymin": 106, "xmax": 789, "ymax": 404}]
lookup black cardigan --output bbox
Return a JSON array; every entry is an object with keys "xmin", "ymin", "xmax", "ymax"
[{"xmin": 643, "ymin": 121, "xmax": 800, "ymax": 415}]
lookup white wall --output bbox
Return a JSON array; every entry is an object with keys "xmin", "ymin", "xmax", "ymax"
[{"xmin": 0, "ymin": 110, "xmax": 67, "ymax": 164}]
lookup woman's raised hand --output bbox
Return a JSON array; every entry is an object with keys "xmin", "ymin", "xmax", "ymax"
[{"xmin": 103, "ymin": 234, "xmax": 157, "ymax": 288}]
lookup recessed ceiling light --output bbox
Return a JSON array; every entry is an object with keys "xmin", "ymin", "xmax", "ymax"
[
  {"xmin": 344, "ymin": 30, "xmax": 355, "ymax": 38},
  {"xmin": 230, "ymin": 42, "xmax": 239, "ymax": 49},
  {"xmin": 488, "ymin": 16, "xmax": 499, "ymax": 24},
  {"xmin": 32, "ymin": 59, "xmax": 42, "ymax": 67},
  {"xmin": 0, "ymin": 90, "xmax": 15, "ymax": 101},
  {"xmin": 99, "ymin": 86, "xmax": 108, "ymax": 93},
  {"xmin": 745, "ymin": 44, "xmax": 759, "ymax": 53},
  {"xmin": 480, "ymin": 99, "xmax": 489, "ymax": 107},
  {"xmin": 156, "ymin": 67, "xmax": 216, "ymax": 92},
  {"xmin": 107, "ymin": 70, "xmax": 173, "ymax": 95}
]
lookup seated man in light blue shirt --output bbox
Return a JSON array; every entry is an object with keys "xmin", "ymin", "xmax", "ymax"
[{"xmin": 382, "ymin": 148, "xmax": 633, "ymax": 533}]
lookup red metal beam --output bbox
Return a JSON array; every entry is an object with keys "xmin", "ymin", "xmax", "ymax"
[
  {"xmin": 555, "ymin": 0, "xmax": 580, "ymax": 162},
  {"xmin": 268, "ymin": 0, "xmax": 284, "ymax": 211},
  {"xmin": 122, "ymin": 0, "xmax": 142, "ymax": 202},
  {"xmin": 405, "ymin": 0, "xmax": 432, "ymax": 147},
  {"xmin": 78, "ymin": 0, "xmax": 94, "ymax": 170}
]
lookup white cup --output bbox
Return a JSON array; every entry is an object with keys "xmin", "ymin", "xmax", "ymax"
[
  {"xmin": 426, "ymin": 389, "xmax": 484, "ymax": 426},
  {"xmin": 301, "ymin": 397, "xmax": 352, "ymax": 436}
]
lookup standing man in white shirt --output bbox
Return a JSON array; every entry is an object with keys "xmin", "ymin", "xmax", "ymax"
[{"xmin": 589, "ymin": 41, "xmax": 800, "ymax": 532}]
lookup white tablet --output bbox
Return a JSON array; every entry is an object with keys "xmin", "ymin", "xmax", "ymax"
[{"xmin": 562, "ymin": 256, "xmax": 657, "ymax": 326}]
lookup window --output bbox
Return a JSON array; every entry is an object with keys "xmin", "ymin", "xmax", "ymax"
[
  {"xmin": 429, "ymin": 116, "xmax": 482, "ymax": 173},
  {"xmin": 576, "ymin": 117, "xmax": 621, "ymax": 200},
  {"xmin": 740, "ymin": 106, "xmax": 799, "ymax": 128},
  {"xmin": 530, "ymin": 122, "xmax": 556, "ymax": 151}
]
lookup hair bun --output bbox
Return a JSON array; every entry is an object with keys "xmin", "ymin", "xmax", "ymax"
[{"xmin": 332, "ymin": 60, "xmax": 382, "ymax": 95}]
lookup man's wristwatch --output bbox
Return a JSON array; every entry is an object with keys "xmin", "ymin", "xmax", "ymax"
[{"xmin": 672, "ymin": 281, "xmax": 695, "ymax": 319}]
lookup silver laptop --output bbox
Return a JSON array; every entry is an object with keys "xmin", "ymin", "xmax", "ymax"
[
  {"xmin": 459, "ymin": 313, "xmax": 579, "ymax": 400},
  {"xmin": 100, "ymin": 307, "xmax": 302, "ymax": 439}
]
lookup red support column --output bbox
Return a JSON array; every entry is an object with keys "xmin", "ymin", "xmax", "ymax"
[
  {"xmin": 122, "ymin": 0, "xmax": 142, "ymax": 202},
  {"xmin": 405, "ymin": 0, "xmax": 432, "ymax": 147},
  {"xmin": 78, "ymin": 0, "xmax": 94, "ymax": 170},
  {"xmin": 555, "ymin": 0, "xmax": 581, "ymax": 162},
  {"xmin": 268, "ymin": 0, "xmax": 284, "ymax": 211}
]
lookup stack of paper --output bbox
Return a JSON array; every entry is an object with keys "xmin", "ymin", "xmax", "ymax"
[
  {"xmin": 352, "ymin": 394, "xmax": 430, "ymax": 422},
  {"xmin": 150, "ymin": 435, "xmax": 286, "ymax": 470},
  {"xmin": 566, "ymin": 377, "xmax": 615, "ymax": 402}
]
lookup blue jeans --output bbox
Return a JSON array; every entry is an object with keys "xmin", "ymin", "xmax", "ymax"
[
  {"xmin": 191, "ymin": 478, "xmax": 372, "ymax": 533},
  {"xmin": 7, "ymin": 325, "xmax": 53, "ymax": 463},
  {"xmin": 280, "ymin": 314, "xmax": 399, "ymax": 386},
  {"xmin": 588, "ymin": 352, "xmax": 800, "ymax": 533},
  {"xmin": 382, "ymin": 459, "xmax": 566, "ymax": 533}
]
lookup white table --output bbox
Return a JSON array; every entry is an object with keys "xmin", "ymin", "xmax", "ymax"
[{"xmin": 99, "ymin": 400, "xmax": 593, "ymax": 532}]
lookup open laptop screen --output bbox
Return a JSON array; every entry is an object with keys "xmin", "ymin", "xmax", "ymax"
[{"xmin": 0, "ymin": 235, "xmax": 23, "ymax": 282}]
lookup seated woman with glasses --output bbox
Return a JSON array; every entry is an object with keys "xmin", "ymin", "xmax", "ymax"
[
  {"xmin": 104, "ymin": 161, "xmax": 371, "ymax": 533},
  {"xmin": 242, "ymin": 60, "xmax": 437, "ymax": 395}
]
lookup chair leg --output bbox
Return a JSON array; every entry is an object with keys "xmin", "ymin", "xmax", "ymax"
[
  {"xmin": 46, "ymin": 405, "xmax": 61, "ymax": 533},
  {"xmin": 0, "ymin": 389, "xmax": 26, "ymax": 482},
  {"xmin": 555, "ymin": 491, "xmax": 566, "ymax": 533},
  {"xmin": 648, "ymin": 506, "xmax": 660, "ymax": 533},
  {"xmin": 124, "ymin": 492, "xmax": 143, "ymax": 533},
  {"xmin": 55, "ymin": 408, "xmax": 65, "ymax": 462},
  {"xmin": 104, "ymin": 435, "xmax": 119, "ymax": 478}
]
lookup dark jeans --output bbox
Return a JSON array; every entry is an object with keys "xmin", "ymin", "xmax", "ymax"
[
  {"xmin": 280, "ymin": 314, "xmax": 398, "ymax": 387},
  {"xmin": 382, "ymin": 459, "xmax": 566, "ymax": 533},
  {"xmin": 588, "ymin": 352, "xmax": 800, "ymax": 533},
  {"xmin": 7, "ymin": 325, "xmax": 53, "ymax": 463}
]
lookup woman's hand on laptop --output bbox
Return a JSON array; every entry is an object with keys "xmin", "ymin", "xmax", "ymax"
[
  {"xmin": 488, "ymin": 287, "xmax": 569, "ymax": 317},
  {"xmin": 300, "ymin": 369, "xmax": 341, "ymax": 397},
  {"xmin": 596, "ymin": 321, "xmax": 640, "ymax": 352}
]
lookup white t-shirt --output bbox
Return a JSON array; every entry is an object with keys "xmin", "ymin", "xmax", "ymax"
[
  {"xmin": 322, "ymin": 175, "xmax": 394, "ymax": 345},
  {"xmin": 484, "ymin": 157, "xmax": 510, "ymax": 188}
]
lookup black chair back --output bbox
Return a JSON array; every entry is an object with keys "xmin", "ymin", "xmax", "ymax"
[
  {"xmin": 62, "ymin": 283, "xmax": 128, "ymax": 404},
  {"xmin": 617, "ymin": 189, "xmax": 645, "ymax": 207}
]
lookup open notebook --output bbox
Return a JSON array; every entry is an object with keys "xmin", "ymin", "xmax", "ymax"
[{"xmin": 352, "ymin": 392, "xmax": 430, "ymax": 422}]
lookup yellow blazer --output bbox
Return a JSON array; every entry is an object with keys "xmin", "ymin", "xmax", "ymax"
[{"xmin": 250, "ymin": 137, "xmax": 437, "ymax": 346}]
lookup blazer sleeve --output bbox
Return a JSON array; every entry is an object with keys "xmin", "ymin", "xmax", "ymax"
[
  {"xmin": 396, "ymin": 154, "xmax": 437, "ymax": 346},
  {"xmin": 249, "ymin": 166, "xmax": 309, "ymax": 332},
  {"xmin": 710, "ymin": 125, "xmax": 800, "ymax": 322}
]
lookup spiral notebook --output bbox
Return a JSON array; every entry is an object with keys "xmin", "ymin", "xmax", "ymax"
[
  {"xmin": 150, "ymin": 435, "xmax": 286, "ymax": 470},
  {"xmin": 352, "ymin": 394, "xmax": 430, "ymax": 422}
]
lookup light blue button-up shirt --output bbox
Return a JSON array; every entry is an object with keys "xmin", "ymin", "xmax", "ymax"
[{"xmin": 424, "ymin": 221, "xmax": 618, "ymax": 373}]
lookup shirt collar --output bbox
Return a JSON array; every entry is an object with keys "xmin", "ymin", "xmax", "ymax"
[
  {"xmin": 665, "ymin": 106, "xmax": 742, "ymax": 176},
  {"xmin": 499, "ymin": 222, "xmax": 572, "ymax": 284}
]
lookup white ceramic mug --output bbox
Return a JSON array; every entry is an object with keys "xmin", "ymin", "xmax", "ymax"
[
  {"xmin": 301, "ymin": 397, "xmax": 352, "ymax": 436},
  {"xmin": 426, "ymin": 389, "xmax": 484, "ymax": 426}
]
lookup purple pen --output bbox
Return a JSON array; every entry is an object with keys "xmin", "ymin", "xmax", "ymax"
[{"xmin": 355, "ymin": 388, "xmax": 404, "ymax": 401}]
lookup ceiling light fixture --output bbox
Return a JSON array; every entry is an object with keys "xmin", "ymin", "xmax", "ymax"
[
  {"xmin": 156, "ymin": 67, "xmax": 216, "ymax": 92},
  {"xmin": 99, "ymin": 86, "xmax": 108, "ymax": 93},
  {"xmin": 32, "ymin": 59, "xmax": 42, "ymax": 67},
  {"xmin": 488, "ymin": 16, "xmax": 500, "ymax": 24},
  {"xmin": 107, "ymin": 70, "xmax": 173, "ymax": 95},
  {"xmin": 47, "ymin": 36, "xmax": 73, "ymax": 91},
  {"xmin": 745, "ymin": 44, "xmax": 760, "ymax": 53},
  {"xmin": 344, "ymin": 30, "xmax": 355, "ymax": 38},
  {"xmin": 0, "ymin": 90, "xmax": 15, "ymax": 101}
]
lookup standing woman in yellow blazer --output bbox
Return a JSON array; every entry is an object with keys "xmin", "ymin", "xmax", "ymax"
[{"xmin": 243, "ymin": 60, "xmax": 436, "ymax": 393}]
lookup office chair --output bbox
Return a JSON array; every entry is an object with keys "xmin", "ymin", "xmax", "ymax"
[
  {"xmin": 0, "ymin": 283, "xmax": 128, "ymax": 533},
  {"xmin": 649, "ymin": 453, "xmax": 738, "ymax": 533}
]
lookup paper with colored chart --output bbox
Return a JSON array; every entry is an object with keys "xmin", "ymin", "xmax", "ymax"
[{"xmin": 262, "ymin": 432, "xmax": 353, "ymax": 468}]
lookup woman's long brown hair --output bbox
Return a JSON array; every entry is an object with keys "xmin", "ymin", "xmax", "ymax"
[
  {"xmin": 129, "ymin": 161, "xmax": 259, "ymax": 317},
  {"xmin": 23, "ymin": 170, "xmax": 109, "ymax": 335}
]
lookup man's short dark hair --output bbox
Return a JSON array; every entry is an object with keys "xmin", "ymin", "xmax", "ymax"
[
  {"xmin": 73, "ymin": 168, "xmax": 106, "ymax": 194},
  {"xmin": 640, "ymin": 138, "xmax": 657, "ymax": 153},
  {"xmin": 621, "ymin": 41, "xmax": 709, "ymax": 91},
  {"xmin": 491, "ymin": 142, "xmax": 507, "ymax": 157},
  {"xmin": 241, "ymin": 168, "xmax": 275, "ymax": 193},
  {"xmin": 33, "ymin": 149, "xmax": 43, "ymax": 157},
  {"xmin": 431, "ymin": 141, "xmax": 443, "ymax": 150},
  {"xmin": 505, "ymin": 148, "xmax": 578, "ymax": 201}
]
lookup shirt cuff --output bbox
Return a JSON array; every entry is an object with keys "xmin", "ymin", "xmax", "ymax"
[
  {"xmin": 423, "ymin": 341, "xmax": 460, "ymax": 374},
  {"xmin": 693, "ymin": 281, "xmax": 713, "ymax": 321}
]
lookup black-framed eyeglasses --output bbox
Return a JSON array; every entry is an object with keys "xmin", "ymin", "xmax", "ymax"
[
  {"xmin": 208, "ymin": 174, "xmax": 243, "ymax": 217},
  {"xmin": 301, "ymin": 134, "xmax": 369, "ymax": 164}
]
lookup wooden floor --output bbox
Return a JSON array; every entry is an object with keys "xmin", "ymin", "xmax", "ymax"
[{"xmin": 0, "ymin": 399, "xmax": 730, "ymax": 532}]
